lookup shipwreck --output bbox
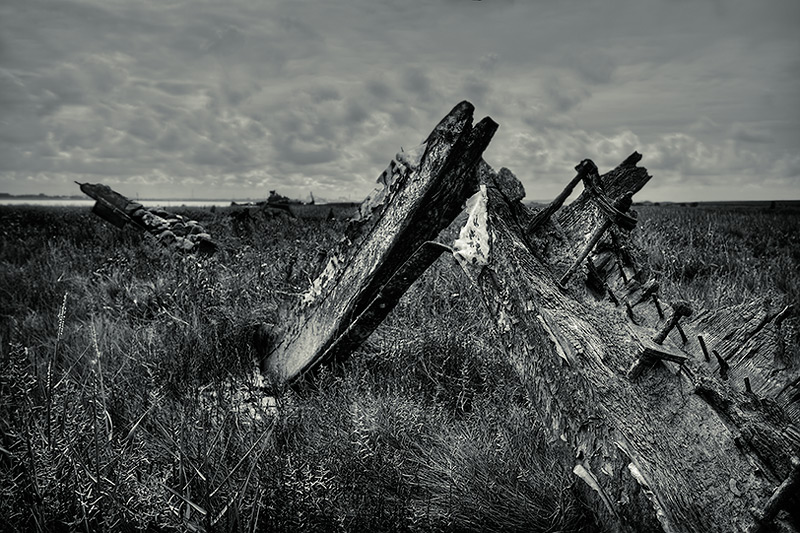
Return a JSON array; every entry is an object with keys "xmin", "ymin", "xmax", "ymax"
[{"xmin": 257, "ymin": 101, "xmax": 799, "ymax": 533}]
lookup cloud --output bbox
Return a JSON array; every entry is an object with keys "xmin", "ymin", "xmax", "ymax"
[
  {"xmin": 128, "ymin": 115, "xmax": 161, "ymax": 141},
  {"xmin": 566, "ymin": 50, "xmax": 617, "ymax": 85},
  {"xmin": 365, "ymin": 79, "xmax": 392, "ymax": 100},
  {"xmin": 402, "ymin": 67, "xmax": 434, "ymax": 98},
  {"xmin": 543, "ymin": 75, "xmax": 591, "ymax": 113},
  {"xmin": 729, "ymin": 122, "xmax": 774, "ymax": 144},
  {"xmin": 0, "ymin": 0, "xmax": 798, "ymax": 201},
  {"xmin": 478, "ymin": 53, "xmax": 500, "ymax": 73},
  {"xmin": 274, "ymin": 135, "xmax": 339, "ymax": 166}
]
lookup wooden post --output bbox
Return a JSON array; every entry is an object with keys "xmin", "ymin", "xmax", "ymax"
[
  {"xmin": 526, "ymin": 159, "xmax": 598, "ymax": 233},
  {"xmin": 262, "ymin": 101, "xmax": 498, "ymax": 384},
  {"xmin": 452, "ymin": 155, "xmax": 800, "ymax": 532}
]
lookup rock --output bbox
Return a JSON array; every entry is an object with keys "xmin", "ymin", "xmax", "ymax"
[
  {"xmin": 142, "ymin": 211, "xmax": 168, "ymax": 229},
  {"xmin": 171, "ymin": 222, "xmax": 187, "ymax": 236},
  {"xmin": 175, "ymin": 237, "xmax": 195, "ymax": 251},
  {"xmin": 158, "ymin": 230, "xmax": 176, "ymax": 244}
]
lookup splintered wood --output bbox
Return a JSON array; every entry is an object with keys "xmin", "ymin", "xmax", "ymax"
[
  {"xmin": 454, "ymin": 153, "xmax": 799, "ymax": 533},
  {"xmin": 260, "ymin": 100, "xmax": 798, "ymax": 532},
  {"xmin": 262, "ymin": 101, "xmax": 497, "ymax": 384}
]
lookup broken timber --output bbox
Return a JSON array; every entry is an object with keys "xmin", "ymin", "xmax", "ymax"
[
  {"xmin": 77, "ymin": 182, "xmax": 217, "ymax": 254},
  {"xmin": 261, "ymin": 100, "xmax": 799, "ymax": 532},
  {"xmin": 454, "ymin": 154, "xmax": 800, "ymax": 532},
  {"xmin": 262, "ymin": 101, "xmax": 497, "ymax": 383}
]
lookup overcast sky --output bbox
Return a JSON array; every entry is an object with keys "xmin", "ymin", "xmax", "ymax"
[{"xmin": 1, "ymin": 0, "xmax": 798, "ymax": 202}]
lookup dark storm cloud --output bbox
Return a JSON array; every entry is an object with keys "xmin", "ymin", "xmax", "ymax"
[
  {"xmin": 276, "ymin": 136, "xmax": 339, "ymax": 166},
  {"xmin": 730, "ymin": 123, "xmax": 774, "ymax": 144},
  {"xmin": 0, "ymin": 0, "xmax": 797, "ymax": 200},
  {"xmin": 402, "ymin": 67, "xmax": 435, "ymax": 98},
  {"xmin": 365, "ymin": 79, "xmax": 392, "ymax": 100},
  {"xmin": 155, "ymin": 81, "xmax": 198, "ymax": 96}
]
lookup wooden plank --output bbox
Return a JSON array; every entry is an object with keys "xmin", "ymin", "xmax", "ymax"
[
  {"xmin": 453, "ymin": 157, "xmax": 798, "ymax": 532},
  {"xmin": 262, "ymin": 101, "xmax": 498, "ymax": 384}
]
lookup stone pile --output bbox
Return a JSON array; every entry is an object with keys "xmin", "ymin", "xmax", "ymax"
[{"xmin": 130, "ymin": 204, "xmax": 217, "ymax": 254}]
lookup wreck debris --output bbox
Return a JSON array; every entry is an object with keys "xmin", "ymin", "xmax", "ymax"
[
  {"xmin": 261, "ymin": 101, "xmax": 497, "ymax": 384},
  {"xmin": 452, "ymin": 153, "xmax": 800, "ymax": 532},
  {"xmin": 256, "ymin": 100, "xmax": 799, "ymax": 531},
  {"xmin": 76, "ymin": 182, "xmax": 217, "ymax": 254}
]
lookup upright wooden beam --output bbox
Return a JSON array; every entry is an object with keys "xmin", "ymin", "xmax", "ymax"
[{"xmin": 263, "ymin": 101, "xmax": 498, "ymax": 384}]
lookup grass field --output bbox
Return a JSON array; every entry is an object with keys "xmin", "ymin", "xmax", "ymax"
[{"xmin": 1, "ymin": 200, "xmax": 798, "ymax": 532}]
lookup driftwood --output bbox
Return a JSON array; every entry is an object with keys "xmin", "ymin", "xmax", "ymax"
[
  {"xmin": 77, "ymin": 182, "xmax": 217, "ymax": 254},
  {"xmin": 262, "ymin": 101, "xmax": 497, "ymax": 383},
  {"xmin": 453, "ymin": 156, "xmax": 799, "ymax": 532},
  {"xmin": 260, "ymin": 101, "xmax": 799, "ymax": 531}
]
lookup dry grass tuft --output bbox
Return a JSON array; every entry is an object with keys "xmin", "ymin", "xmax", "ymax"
[{"xmin": 2, "ymin": 201, "xmax": 797, "ymax": 531}]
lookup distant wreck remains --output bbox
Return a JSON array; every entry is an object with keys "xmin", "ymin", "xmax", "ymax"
[
  {"xmin": 76, "ymin": 182, "xmax": 217, "ymax": 254},
  {"xmin": 229, "ymin": 190, "xmax": 305, "ymax": 218}
]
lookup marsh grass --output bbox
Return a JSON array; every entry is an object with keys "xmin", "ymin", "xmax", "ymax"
[
  {"xmin": 1, "ymin": 201, "xmax": 797, "ymax": 532},
  {"xmin": 632, "ymin": 203, "xmax": 800, "ymax": 310}
]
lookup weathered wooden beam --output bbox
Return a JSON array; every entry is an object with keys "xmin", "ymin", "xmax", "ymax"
[
  {"xmin": 77, "ymin": 181, "xmax": 217, "ymax": 254},
  {"xmin": 262, "ymin": 101, "xmax": 498, "ymax": 384},
  {"xmin": 78, "ymin": 181, "xmax": 147, "ymax": 230},
  {"xmin": 452, "ymin": 157, "xmax": 799, "ymax": 532},
  {"xmin": 526, "ymin": 159, "xmax": 598, "ymax": 234}
]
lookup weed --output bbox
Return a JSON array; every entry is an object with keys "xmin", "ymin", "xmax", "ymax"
[{"xmin": 3, "ymin": 201, "xmax": 796, "ymax": 531}]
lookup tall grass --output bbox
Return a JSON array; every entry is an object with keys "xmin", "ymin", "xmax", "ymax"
[
  {"xmin": 2, "ymin": 201, "xmax": 796, "ymax": 531},
  {"xmin": 632, "ymin": 203, "xmax": 800, "ymax": 309},
  {"xmin": 0, "ymin": 205, "xmax": 594, "ymax": 532}
]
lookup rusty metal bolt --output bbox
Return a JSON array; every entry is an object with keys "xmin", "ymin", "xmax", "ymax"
[
  {"xmin": 698, "ymin": 335, "xmax": 710, "ymax": 362},
  {"xmin": 653, "ymin": 300, "xmax": 693, "ymax": 345},
  {"xmin": 652, "ymin": 293, "xmax": 664, "ymax": 318}
]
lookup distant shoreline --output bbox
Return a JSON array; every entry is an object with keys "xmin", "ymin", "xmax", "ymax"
[
  {"xmin": 2, "ymin": 196, "xmax": 798, "ymax": 209},
  {"xmin": 0, "ymin": 198, "xmax": 358, "ymax": 208}
]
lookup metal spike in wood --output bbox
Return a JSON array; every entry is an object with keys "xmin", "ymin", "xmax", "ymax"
[
  {"xmin": 652, "ymin": 293, "xmax": 664, "ymax": 318},
  {"xmin": 262, "ymin": 101, "xmax": 498, "ymax": 384},
  {"xmin": 653, "ymin": 300, "xmax": 693, "ymax": 345},
  {"xmin": 630, "ymin": 279, "xmax": 659, "ymax": 308},
  {"xmin": 627, "ymin": 336, "xmax": 688, "ymax": 380},
  {"xmin": 627, "ymin": 295, "xmax": 690, "ymax": 380},
  {"xmin": 713, "ymin": 349, "xmax": 729, "ymax": 380},
  {"xmin": 558, "ymin": 191, "xmax": 634, "ymax": 289},
  {"xmin": 527, "ymin": 159, "xmax": 598, "ymax": 234},
  {"xmin": 698, "ymin": 334, "xmax": 711, "ymax": 362},
  {"xmin": 750, "ymin": 456, "xmax": 800, "ymax": 533},
  {"xmin": 625, "ymin": 301, "xmax": 638, "ymax": 325},
  {"xmin": 675, "ymin": 321, "xmax": 688, "ymax": 344}
]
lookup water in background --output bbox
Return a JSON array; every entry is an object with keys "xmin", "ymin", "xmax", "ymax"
[{"xmin": 0, "ymin": 198, "xmax": 237, "ymax": 208}]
